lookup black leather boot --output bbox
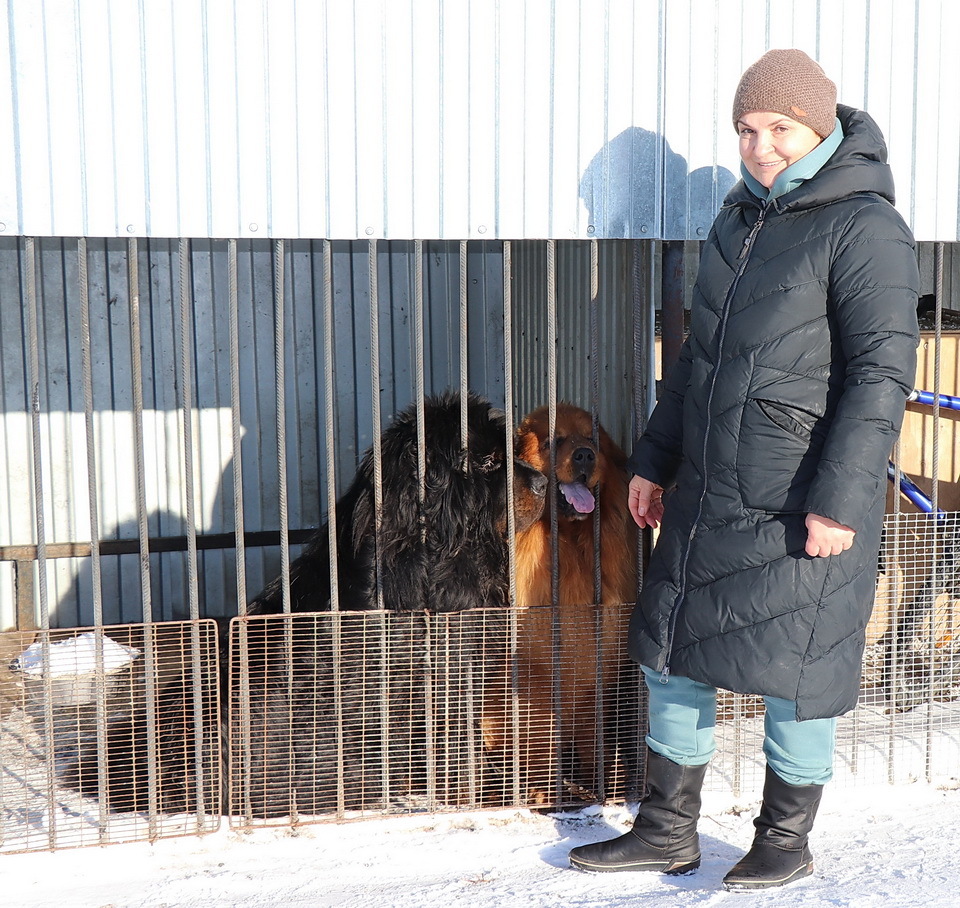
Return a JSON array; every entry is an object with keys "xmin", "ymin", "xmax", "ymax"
[
  {"xmin": 568, "ymin": 750, "xmax": 707, "ymax": 874},
  {"xmin": 722, "ymin": 765, "xmax": 824, "ymax": 890}
]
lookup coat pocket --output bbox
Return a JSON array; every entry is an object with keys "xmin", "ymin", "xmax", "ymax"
[
  {"xmin": 737, "ymin": 398, "xmax": 827, "ymax": 512},
  {"xmin": 756, "ymin": 399, "xmax": 819, "ymax": 439}
]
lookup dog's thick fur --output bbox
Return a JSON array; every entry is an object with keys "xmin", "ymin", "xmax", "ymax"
[
  {"xmin": 61, "ymin": 392, "xmax": 547, "ymax": 818},
  {"xmin": 481, "ymin": 402, "xmax": 638, "ymax": 804},
  {"xmin": 247, "ymin": 392, "xmax": 546, "ymax": 617}
]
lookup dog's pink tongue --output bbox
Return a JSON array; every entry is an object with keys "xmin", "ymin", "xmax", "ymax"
[{"xmin": 560, "ymin": 482, "xmax": 596, "ymax": 514}]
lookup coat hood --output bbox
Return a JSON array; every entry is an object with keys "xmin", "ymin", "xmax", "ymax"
[{"xmin": 724, "ymin": 104, "xmax": 896, "ymax": 213}]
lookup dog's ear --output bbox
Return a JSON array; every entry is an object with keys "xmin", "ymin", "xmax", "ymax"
[{"xmin": 514, "ymin": 422, "xmax": 546, "ymax": 472}]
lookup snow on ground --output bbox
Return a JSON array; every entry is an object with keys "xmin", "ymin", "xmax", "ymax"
[
  {"xmin": 4, "ymin": 656, "xmax": 960, "ymax": 907},
  {"xmin": 3, "ymin": 778, "xmax": 960, "ymax": 908}
]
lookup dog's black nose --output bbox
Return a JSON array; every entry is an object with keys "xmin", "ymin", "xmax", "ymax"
[
  {"xmin": 572, "ymin": 446, "xmax": 596, "ymax": 470},
  {"xmin": 530, "ymin": 469, "xmax": 548, "ymax": 496}
]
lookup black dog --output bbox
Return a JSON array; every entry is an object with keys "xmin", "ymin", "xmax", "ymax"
[
  {"xmin": 62, "ymin": 392, "xmax": 547, "ymax": 818},
  {"xmin": 247, "ymin": 391, "xmax": 547, "ymax": 616}
]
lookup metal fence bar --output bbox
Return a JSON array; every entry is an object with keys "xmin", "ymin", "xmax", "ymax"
[
  {"xmin": 24, "ymin": 237, "xmax": 58, "ymax": 849},
  {"xmin": 503, "ymin": 239, "xmax": 521, "ymax": 805},
  {"xmin": 228, "ymin": 238, "xmax": 254, "ymax": 823},
  {"xmin": 178, "ymin": 238, "xmax": 201, "ymax": 622},
  {"xmin": 126, "ymin": 237, "xmax": 160, "ymax": 833},
  {"xmin": 632, "ymin": 239, "xmax": 654, "ymax": 784},
  {"xmin": 887, "ymin": 436, "xmax": 903, "ymax": 785},
  {"xmin": 78, "ymin": 237, "xmax": 112, "ymax": 841},
  {"xmin": 24, "ymin": 238, "xmax": 45, "ymax": 632},
  {"xmin": 320, "ymin": 240, "xmax": 346, "ymax": 815},
  {"xmin": 273, "ymin": 240, "xmax": 291, "ymax": 613},
  {"xmin": 178, "ymin": 238, "xmax": 209, "ymax": 825},
  {"xmin": 413, "ymin": 240, "xmax": 436, "ymax": 807},
  {"xmin": 270, "ymin": 239, "xmax": 300, "ymax": 822},
  {"xmin": 545, "ymin": 239, "xmax": 562, "ymax": 801},
  {"xmin": 588, "ymin": 239, "xmax": 607, "ymax": 799},
  {"xmin": 229, "ymin": 239, "xmax": 248, "ymax": 616},
  {"xmin": 457, "ymin": 240, "xmax": 479, "ymax": 806},
  {"xmin": 367, "ymin": 238, "xmax": 389, "ymax": 807},
  {"xmin": 368, "ymin": 239, "xmax": 385, "ymax": 610},
  {"xmin": 927, "ymin": 242, "xmax": 945, "ymax": 779}
]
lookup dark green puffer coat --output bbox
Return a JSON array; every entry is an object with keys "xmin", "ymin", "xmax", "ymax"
[{"xmin": 627, "ymin": 105, "xmax": 920, "ymax": 720}]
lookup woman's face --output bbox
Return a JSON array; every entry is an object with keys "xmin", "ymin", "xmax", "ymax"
[{"xmin": 737, "ymin": 111, "xmax": 823, "ymax": 189}]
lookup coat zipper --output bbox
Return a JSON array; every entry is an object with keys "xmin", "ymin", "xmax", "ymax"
[{"xmin": 660, "ymin": 201, "xmax": 770, "ymax": 683}]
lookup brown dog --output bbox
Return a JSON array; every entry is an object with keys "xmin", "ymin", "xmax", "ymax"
[{"xmin": 482, "ymin": 402, "xmax": 638, "ymax": 804}]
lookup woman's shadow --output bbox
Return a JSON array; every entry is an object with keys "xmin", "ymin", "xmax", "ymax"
[{"xmin": 579, "ymin": 126, "xmax": 736, "ymax": 239}]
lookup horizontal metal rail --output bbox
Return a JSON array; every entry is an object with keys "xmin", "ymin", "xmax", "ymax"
[{"xmin": 0, "ymin": 529, "xmax": 319, "ymax": 563}]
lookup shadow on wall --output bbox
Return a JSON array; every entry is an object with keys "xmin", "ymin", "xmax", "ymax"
[
  {"xmin": 579, "ymin": 127, "xmax": 737, "ymax": 240},
  {"xmin": 45, "ymin": 460, "xmax": 260, "ymax": 628}
]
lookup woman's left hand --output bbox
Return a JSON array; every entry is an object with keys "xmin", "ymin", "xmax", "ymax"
[{"xmin": 804, "ymin": 513, "xmax": 855, "ymax": 557}]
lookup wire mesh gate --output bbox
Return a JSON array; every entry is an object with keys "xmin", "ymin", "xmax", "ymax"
[
  {"xmin": 225, "ymin": 608, "xmax": 642, "ymax": 826},
  {"xmin": 0, "ymin": 620, "xmax": 220, "ymax": 854}
]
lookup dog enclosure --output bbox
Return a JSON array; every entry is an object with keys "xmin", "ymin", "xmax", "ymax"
[{"xmin": 1, "ymin": 237, "xmax": 960, "ymax": 856}]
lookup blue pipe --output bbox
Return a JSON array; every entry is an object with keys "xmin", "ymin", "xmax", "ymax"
[{"xmin": 909, "ymin": 388, "xmax": 960, "ymax": 412}]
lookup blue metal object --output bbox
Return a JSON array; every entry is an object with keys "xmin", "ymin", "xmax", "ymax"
[
  {"xmin": 888, "ymin": 460, "xmax": 939, "ymax": 515},
  {"xmin": 890, "ymin": 389, "xmax": 954, "ymax": 517},
  {"xmin": 908, "ymin": 388, "xmax": 960, "ymax": 411}
]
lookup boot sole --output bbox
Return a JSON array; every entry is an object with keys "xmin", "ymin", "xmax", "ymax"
[
  {"xmin": 722, "ymin": 860, "xmax": 813, "ymax": 890},
  {"xmin": 570, "ymin": 855, "xmax": 701, "ymax": 875}
]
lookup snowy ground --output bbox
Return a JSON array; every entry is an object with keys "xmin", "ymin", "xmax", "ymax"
[
  {"xmin": 4, "ymin": 639, "xmax": 960, "ymax": 907},
  {"xmin": 3, "ymin": 778, "xmax": 960, "ymax": 908}
]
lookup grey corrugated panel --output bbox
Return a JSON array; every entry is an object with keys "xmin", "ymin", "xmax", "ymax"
[
  {"xmin": 2, "ymin": 1, "xmax": 956, "ymax": 241},
  {"xmin": 510, "ymin": 240, "xmax": 635, "ymax": 449},
  {"xmin": 0, "ymin": 237, "xmax": 509, "ymax": 628}
]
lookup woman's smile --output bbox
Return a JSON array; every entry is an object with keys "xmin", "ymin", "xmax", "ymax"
[{"xmin": 738, "ymin": 110, "xmax": 823, "ymax": 188}]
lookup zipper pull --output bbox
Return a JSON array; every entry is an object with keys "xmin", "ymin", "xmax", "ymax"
[
  {"xmin": 659, "ymin": 664, "xmax": 671, "ymax": 684},
  {"xmin": 737, "ymin": 203, "xmax": 768, "ymax": 261}
]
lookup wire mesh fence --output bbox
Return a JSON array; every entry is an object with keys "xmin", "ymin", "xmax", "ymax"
[
  {"xmin": 706, "ymin": 510, "xmax": 960, "ymax": 798},
  {"xmin": 0, "ymin": 620, "xmax": 221, "ymax": 854},
  {"xmin": 1, "ymin": 517, "xmax": 960, "ymax": 853},
  {"xmin": 225, "ymin": 607, "xmax": 644, "ymax": 827}
]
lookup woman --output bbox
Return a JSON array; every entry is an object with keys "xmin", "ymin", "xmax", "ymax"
[{"xmin": 569, "ymin": 49, "xmax": 920, "ymax": 890}]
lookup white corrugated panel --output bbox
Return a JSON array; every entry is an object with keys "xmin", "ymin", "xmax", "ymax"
[{"xmin": 0, "ymin": 0, "xmax": 957, "ymax": 241}]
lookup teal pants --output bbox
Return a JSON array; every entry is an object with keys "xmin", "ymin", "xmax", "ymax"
[{"xmin": 641, "ymin": 666, "xmax": 836, "ymax": 786}]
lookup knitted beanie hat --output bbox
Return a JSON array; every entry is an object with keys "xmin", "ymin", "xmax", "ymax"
[{"xmin": 732, "ymin": 48, "xmax": 837, "ymax": 138}]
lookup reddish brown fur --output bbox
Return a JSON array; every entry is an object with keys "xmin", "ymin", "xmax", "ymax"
[{"xmin": 482, "ymin": 402, "xmax": 638, "ymax": 804}]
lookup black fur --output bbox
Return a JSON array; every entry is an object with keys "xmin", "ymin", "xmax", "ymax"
[
  {"xmin": 61, "ymin": 392, "xmax": 546, "ymax": 818},
  {"xmin": 249, "ymin": 391, "xmax": 546, "ymax": 615}
]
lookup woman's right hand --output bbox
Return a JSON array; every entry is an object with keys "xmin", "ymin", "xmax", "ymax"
[{"xmin": 628, "ymin": 475, "xmax": 665, "ymax": 529}]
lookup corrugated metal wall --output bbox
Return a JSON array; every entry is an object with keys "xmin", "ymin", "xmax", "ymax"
[
  {"xmin": 1, "ymin": 0, "xmax": 958, "ymax": 242},
  {"xmin": 0, "ymin": 238, "xmax": 511, "ymax": 628}
]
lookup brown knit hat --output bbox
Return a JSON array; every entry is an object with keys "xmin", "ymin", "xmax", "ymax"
[{"xmin": 732, "ymin": 48, "xmax": 837, "ymax": 138}]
